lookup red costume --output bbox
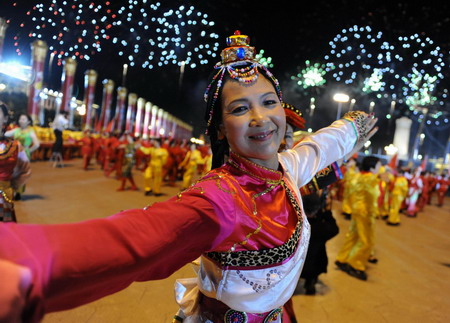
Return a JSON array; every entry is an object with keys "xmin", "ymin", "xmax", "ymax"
[
  {"xmin": 103, "ymin": 135, "xmax": 119, "ymax": 175},
  {"xmin": 417, "ymin": 173, "xmax": 429, "ymax": 211},
  {"xmin": 436, "ymin": 176, "xmax": 450, "ymax": 207},
  {"xmin": 78, "ymin": 135, "xmax": 94, "ymax": 170},
  {"xmin": 0, "ymin": 139, "xmax": 31, "ymax": 222}
]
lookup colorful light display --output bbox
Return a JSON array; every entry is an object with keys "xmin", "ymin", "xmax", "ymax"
[
  {"xmin": 11, "ymin": 0, "xmax": 115, "ymax": 64},
  {"xmin": 292, "ymin": 60, "xmax": 327, "ymax": 89},
  {"xmin": 109, "ymin": 1, "xmax": 219, "ymax": 69},
  {"xmin": 255, "ymin": 49, "xmax": 273, "ymax": 68},
  {"xmin": 290, "ymin": 25, "xmax": 449, "ymax": 127}
]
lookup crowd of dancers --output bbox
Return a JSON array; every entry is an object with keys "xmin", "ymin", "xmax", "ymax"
[
  {"xmin": 330, "ymin": 155, "xmax": 449, "ymax": 282},
  {"xmin": 76, "ymin": 130, "xmax": 212, "ymax": 194},
  {"xmin": 336, "ymin": 157, "xmax": 450, "ymax": 222}
]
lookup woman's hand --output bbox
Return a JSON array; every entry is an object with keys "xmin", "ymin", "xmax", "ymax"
[
  {"xmin": 0, "ymin": 259, "xmax": 32, "ymax": 323},
  {"xmin": 344, "ymin": 111, "xmax": 378, "ymax": 160}
]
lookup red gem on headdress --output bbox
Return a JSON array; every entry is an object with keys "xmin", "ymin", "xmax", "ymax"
[{"xmin": 234, "ymin": 30, "xmax": 241, "ymax": 35}]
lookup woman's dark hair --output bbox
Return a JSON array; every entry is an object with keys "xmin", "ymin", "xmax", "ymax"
[
  {"xmin": 0, "ymin": 103, "xmax": 8, "ymax": 119},
  {"xmin": 0, "ymin": 103, "xmax": 10, "ymax": 134},
  {"xmin": 360, "ymin": 156, "xmax": 380, "ymax": 172},
  {"xmin": 204, "ymin": 64, "xmax": 282, "ymax": 169},
  {"xmin": 153, "ymin": 137, "xmax": 162, "ymax": 145},
  {"xmin": 18, "ymin": 113, "xmax": 33, "ymax": 126}
]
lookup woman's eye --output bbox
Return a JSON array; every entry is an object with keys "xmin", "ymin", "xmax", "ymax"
[
  {"xmin": 264, "ymin": 99, "xmax": 277, "ymax": 106},
  {"xmin": 230, "ymin": 106, "xmax": 248, "ymax": 114}
]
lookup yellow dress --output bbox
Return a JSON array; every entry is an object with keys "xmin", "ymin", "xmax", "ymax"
[
  {"xmin": 336, "ymin": 171, "xmax": 380, "ymax": 271},
  {"xmin": 141, "ymin": 147, "xmax": 169, "ymax": 194},
  {"xmin": 180, "ymin": 149, "xmax": 205, "ymax": 189},
  {"xmin": 388, "ymin": 176, "xmax": 408, "ymax": 224},
  {"xmin": 341, "ymin": 164, "xmax": 357, "ymax": 215}
]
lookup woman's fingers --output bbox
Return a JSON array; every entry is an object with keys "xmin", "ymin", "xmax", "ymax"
[
  {"xmin": 0, "ymin": 260, "xmax": 32, "ymax": 323},
  {"xmin": 366, "ymin": 126, "xmax": 379, "ymax": 141}
]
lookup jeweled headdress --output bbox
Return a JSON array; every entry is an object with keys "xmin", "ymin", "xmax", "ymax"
[
  {"xmin": 283, "ymin": 102, "xmax": 306, "ymax": 130},
  {"xmin": 204, "ymin": 30, "xmax": 282, "ymax": 134}
]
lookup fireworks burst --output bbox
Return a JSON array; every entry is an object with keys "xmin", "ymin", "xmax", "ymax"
[
  {"xmin": 394, "ymin": 34, "xmax": 446, "ymax": 110},
  {"xmin": 292, "ymin": 60, "xmax": 328, "ymax": 89},
  {"xmin": 255, "ymin": 49, "xmax": 274, "ymax": 68},
  {"xmin": 288, "ymin": 25, "xmax": 450, "ymax": 128},
  {"xmin": 323, "ymin": 25, "xmax": 449, "ymax": 122},
  {"xmin": 109, "ymin": 1, "xmax": 219, "ymax": 69},
  {"xmin": 11, "ymin": 0, "xmax": 115, "ymax": 64},
  {"xmin": 324, "ymin": 25, "xmax": 392, "ymax": 86}
]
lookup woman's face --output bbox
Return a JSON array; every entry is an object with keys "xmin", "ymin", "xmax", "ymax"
[
  {"xmin": 19, "ymin": 115, "xmax": 30, "ymax": 128},
  {"xmin": 219, "ymin": 76, "xmax": 285, "ymax": 169}
]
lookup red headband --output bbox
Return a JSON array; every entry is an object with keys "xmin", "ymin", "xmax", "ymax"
[{"xmin": 283, "ymin": 103, "xmax": 305, "ymax": 130}]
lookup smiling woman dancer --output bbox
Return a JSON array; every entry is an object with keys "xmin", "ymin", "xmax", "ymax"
[{"xmin": 0, "ymin": 31, "xmax": 377, "ymax": 323}]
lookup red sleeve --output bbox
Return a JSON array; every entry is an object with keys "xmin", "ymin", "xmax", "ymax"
[{"xmin": 0, "ymin": 192, "xmax": 223, "ymax": 321}]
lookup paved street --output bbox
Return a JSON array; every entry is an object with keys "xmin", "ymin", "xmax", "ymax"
[{"xmin": 14, "ymin": 159, "xmax": 450, "ymax": 323}]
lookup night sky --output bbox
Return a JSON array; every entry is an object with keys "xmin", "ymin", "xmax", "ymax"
[{"xmin": 1, "ymin": 0, "xmax": 450, "ymax": 158}]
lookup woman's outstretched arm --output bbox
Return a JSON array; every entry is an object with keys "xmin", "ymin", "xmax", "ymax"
[{"xmin": 0, "ymin": 188, "xmax": 234, "ymax": 322}]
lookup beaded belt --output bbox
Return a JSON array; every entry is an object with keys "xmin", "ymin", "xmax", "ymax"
[{"xmin": 194, "ymin": 293, "xmax": 283, "ymax": 323}]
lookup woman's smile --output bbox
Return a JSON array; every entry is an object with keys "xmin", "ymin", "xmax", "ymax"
[{"xmin": 248, "ymin": 129, "xmax": 276, "ymax": 141}]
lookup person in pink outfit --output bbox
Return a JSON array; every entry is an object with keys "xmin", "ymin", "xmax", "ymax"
[{"xmin": 0, "ymin": 31, "xmax": 377, "ymax": 323}]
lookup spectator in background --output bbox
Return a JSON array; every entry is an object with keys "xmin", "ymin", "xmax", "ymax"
[
  {"xmin": 50, "ymin": 111, "xmax": 69, "ymax": 167},
  {"xmin": 300, "ymin": 188, "xmax": 339, "ymax": 294}
]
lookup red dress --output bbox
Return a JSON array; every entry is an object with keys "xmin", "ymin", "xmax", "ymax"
[
  {"xmin": 0, "ymin": 139, "xmax": 30, "ymax": 222},
  {"xmin": 437, "ymin": 177, "xmax": 450, "ymax": 206},
  {"xmin": 78, "ymin": 136, "xmax": 94, "ymax": 170}
]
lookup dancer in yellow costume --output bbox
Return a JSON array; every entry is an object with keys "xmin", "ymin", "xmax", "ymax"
[
  {"xmin": 201, "ymin": 146, "xmax": 213, "ymax": 176},
  {"xmin": 179, "ymin": 143, "xmax": 205, "ymax": 190},
  {"xmin": 386, "ymin": 169, "xmax": 408, "ymax": 226},
  {"xmin": 377, "ymin": 166, "xmax": 392, "ymax": 219},
  {"xmin": 341, "ymin": 158, "xmax": 358, "ymax": 219},
  {"xmin": 336, "ymin": 156, "xmax": 381, "ymax": 280},
  {"xmin": 140, "ymin": 138, "xmax": 169, "ymax": 196}
]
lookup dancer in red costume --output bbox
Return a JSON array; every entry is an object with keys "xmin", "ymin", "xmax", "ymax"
[
  {"xmin": 103, "ymin": 133, "xmax": 119, "ymax": 176},
  {"xmin": 416, "ymin": 171, "xmax": 428, "ymax": 212},
  {"xmin": 78, "ymin": 130, "xmax": 95, "ymax": 170},
  {"xmin": 0, "ymin": 103, "xmax": 31, "ymax": 222},
  {"xmin": 0, "ymin": 31, "xmax": 377, "ymax": 323},
  {"xmin": 162, "ymin": 140, "xmax": 179, "ymax": 186},
  {"xmin": 436, "ymin": 173, "xmax": 450, "ymax": 207}
]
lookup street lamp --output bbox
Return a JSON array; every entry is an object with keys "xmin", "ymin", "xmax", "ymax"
[
  {"xmin": 384, "ymin": 144, "xmax": 398, "ymax": 156},
  {"xmin": 333, "ymin": 93, "xmax": 349, "ymax": 120}
]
